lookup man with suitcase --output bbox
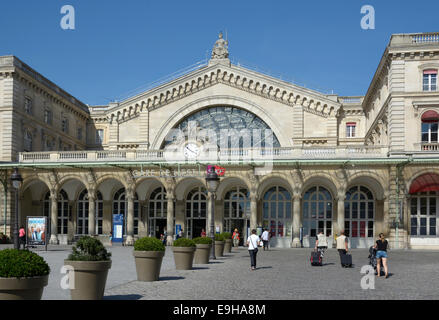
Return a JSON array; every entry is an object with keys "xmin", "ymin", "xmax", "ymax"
[{"xmin": 336, "ymin": 230, "xmax": 352, "ymax": 267}]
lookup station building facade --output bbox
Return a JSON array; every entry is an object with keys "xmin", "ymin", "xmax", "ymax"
[{"xmin": 1, "ymin": 32, "xmax": 439, "ymax": 249}]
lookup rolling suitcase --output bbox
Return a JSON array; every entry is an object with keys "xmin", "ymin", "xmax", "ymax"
[
  {"xmin": 310, "ymin": 251, "xmax": 322, "ymax": 266},
  {"xmin": 340, "ymin": 252, "xmax": 352, "ymax": 268}
]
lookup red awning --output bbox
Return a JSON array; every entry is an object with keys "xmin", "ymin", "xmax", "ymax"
[
  {"xmin": 409, "ymin": 173, "xmax": 439, "ymax": 194},
  {"xmin": 424, "ymin": 69, "xmax": 438, "ymax": 75},
  {"xmin": 421, "ymin": 110, "xmax": 439, "ymax": 123}
]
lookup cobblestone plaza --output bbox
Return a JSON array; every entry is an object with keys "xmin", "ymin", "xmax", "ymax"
[{"xmin": 3, "ymin": 244, "xmax": 436, "ymax": 300}]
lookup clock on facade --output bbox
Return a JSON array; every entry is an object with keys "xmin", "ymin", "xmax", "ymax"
[{"xmin": 183, "ymin": 142, "xmax": 200, "ymax": 159}]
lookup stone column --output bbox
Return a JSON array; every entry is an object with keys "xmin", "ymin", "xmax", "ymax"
[
  {"xmin": 49, "ymin": 190, "xmax": 58, "ymax": 244},
  {"xmin": 292, "ymin": 194, "xmax": 301, "ymax": 248},
  {"xmin": 250, "ymin": 193, "xmax": 258, "ymax": 230},
  {"xmin": 336, "ymin": 192, "xmax": 346, "ymax": 236},
  {"xmin": 88, "ymin": 191, "xmax": 96, "ymax": 236},
  {"xmin": 125, "ymin": 191, "xmax": 135, "ymax": 245},
  {"xmin": 166, "ymin": 193, "xmax": 174, "ymax": 245}
]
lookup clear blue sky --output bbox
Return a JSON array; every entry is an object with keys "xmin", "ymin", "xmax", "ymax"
[{"xmin": 1, "ymin": 0, "xmax": 438, "ymax": 105}]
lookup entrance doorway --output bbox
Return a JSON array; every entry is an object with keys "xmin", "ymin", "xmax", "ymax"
[{"xmin": 150, "ymin": 218, "xmax": 167, "ymax": 239}]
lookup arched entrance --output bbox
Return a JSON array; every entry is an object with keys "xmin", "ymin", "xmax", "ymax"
[
  {"xmin": 224, "ymin": 186, "xmax": 250, "ymax": 246},
  {"xmin": 344, "ymin": 186, "xmax": 375, "ymax": 248},
  {"xmin": 302, "ymin": 186, "xmax": 333, "ymax": 248},
  {"xmin": 77, "ymin": 190, "xmax": 104, "ymax": 235},
  {"xmin": 112, "ymin": 188, "xmax": 139, "ymax": 236},
  {"xmin": 148, "ymin": 187, "xmax": 168, "ymax": 238},
  {"xmin": 186, "ymin": 186, "xmax": 207, "ymax": 238}
]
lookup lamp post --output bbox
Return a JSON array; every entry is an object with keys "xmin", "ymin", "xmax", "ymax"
[
  {"xmin": 205, "ymin": 166, "xmax": 220, "ymax": 260},
  {"xmin": 11, "ymin": 168, "xmax": 23, "ymax": 250}
]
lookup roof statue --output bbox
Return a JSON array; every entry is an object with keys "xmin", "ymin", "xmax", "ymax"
[{"xmin": 209, "ymin": 32, "xmax": 231, "ymax": 66}]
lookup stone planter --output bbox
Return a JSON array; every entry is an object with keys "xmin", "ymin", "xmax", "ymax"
[
  {"xmin": 224, "ymin": 239, "xmax": 232, "ymax": 253},
  {"xmin": 133, "ymin": 251, "xmax": 165, "ymax": 281},
  {"xmin": 172, "ymin": 247, "xmax": 195, "ymax": 270},
  {"xmin": 214, "ymin": 240, "xmax": 225, "ymax": 257},
  {"xmin": 0, "ymin": 275, "xmax": 48, "ymax": 300},
  {"xmin": 64, "ymin": 260, "xmax": 112, "ymax": 300},
  {"xmin": 194, "ymin": 244, "xmax": 211, "ymax": 264}
]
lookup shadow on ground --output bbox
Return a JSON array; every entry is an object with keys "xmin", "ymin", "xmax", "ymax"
[{"xmin": 104, "ymin": 294, "xmax": 143, "ymax": 300}]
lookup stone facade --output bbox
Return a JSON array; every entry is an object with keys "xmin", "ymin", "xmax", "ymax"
[{"xmin": 1, "ymin": 33, "xmax": 439, "ymax": 249}]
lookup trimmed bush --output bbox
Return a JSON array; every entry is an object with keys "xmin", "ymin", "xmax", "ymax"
[
  {"xmin": 67, "ymin": 236, "xmax": 111, "ymax": 261},
  {"xmin": 0, "ymin": 249, "xmax": 50, "ymax": 278},
  {"xmin": 221, "ymin": 232, "xmax": 232, "ymax": 240},
  {"xmin": 214, "ymin": 234, "xmax": 225, "ymax": 241},
  {"xmin": 134, "ymin": 237, "xmax": 165, "ymax": 251},
  {"xmin": 192, "ymin": 237, "xmax": 213, "ymax": 245},
  {"xmin": 173, "ymin": 238, "xmax": 196, "ymax": 247}
]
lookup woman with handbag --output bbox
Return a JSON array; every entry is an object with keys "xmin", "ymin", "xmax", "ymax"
[{"xmin": 246, "ymin": 229, "xmax": 260, "ymax": 271}]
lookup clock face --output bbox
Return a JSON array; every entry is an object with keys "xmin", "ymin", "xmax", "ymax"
[{"xmin": 183, "ymin": 143, "xmax": 200, "ymax": 159}]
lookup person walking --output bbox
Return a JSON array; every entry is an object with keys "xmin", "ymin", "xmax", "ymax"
[
  {"xmin": 247, "ymin": 229, "xmax": 260, "ymax": 270},
  {"xmin": 373, "ymin": 233, "xmax": 389, "ymax": 278},
  {"xmin": 232, "ymin": 228, "xmax": 240, "ymax": 247},
  {"xmin": 261, "ymin": 228, "xmax": 270, "ymax": 251},
  {"xmin": 336, "ymin": 230, "xmax": 349, "ymax": 258},
  {"xmin": 109, "ymin": 231, "xmax": 113, "ymax": 247},
  {"xmin": 315, "ymin": 230, "xmax": 328, "ymax": 258},
  {"xmin": 201, "ymin": 229, "xmax": 206, "ymax": 237},
  {"xmin": 19, "ymin": 226, "xmax": 26, "ymax": 249}
]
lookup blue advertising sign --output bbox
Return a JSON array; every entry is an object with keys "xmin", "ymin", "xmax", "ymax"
[
  {"xmin": 175, "ymin": 224, "xmax": 182, "ymax": 236},
  {"xmin": 112, "ymin": 214, "xmax": 124, "ymax": 243}
]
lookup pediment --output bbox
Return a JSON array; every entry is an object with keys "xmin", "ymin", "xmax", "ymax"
[{"xmin": 103, "ymin": 62, "xmax": 341, "ymax": 124}]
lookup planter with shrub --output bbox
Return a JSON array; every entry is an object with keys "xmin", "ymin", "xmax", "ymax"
[
  {"xmin": 0, "ymin": 249, "xmax": 50, "ymax": 300},
  {"xmin": 214, "ymin": 233, "xmax": 225, "ymax": 257},
  {"xmin": 64, "ymin": 236, "xmax": 112, "ymax": 300},
  {"xmin": 221, "ymin": 232, "xmax": 233, "ymax": 253},
  {"xmin": 133, "ymin": 237, "xmax": 165, "ymax": 281},
  {"xmin": 172, "ymin": 238, "xmax": 196, "ymax": 270},
  {"xmin": 193, "ymin": 237, "xmax": 213, "ymax": 264}
]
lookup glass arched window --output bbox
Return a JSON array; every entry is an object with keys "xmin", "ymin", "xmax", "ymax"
[
  {"xmin": 163, "ymin": 106, "xmax": 280, "ymax": 148},
  {"xmin": 262, "ymin": 186, "xmax": 292, "ymax": 238},
  {"xmin": 186, "ymin": 187, "xmax": 207, "ymax": 238},
  {"xmin": 77, "ymin": 190, "xmax": 104, "ymax": 235},
  {"xmin": 411, "ymin": 191, "xmax": 438, "ymax": 237},
  {"xmin": 421, "ymin": 110, "xmax": 439, "ymax": 146},
  {"xmin": 224, "ymin": 187, "xmax": 250, "ymax": 240},
  {"xmin": 112, "ymin": 188, "xmax": 139, "ymax": 236},
  {"xmin": 24, "ymin": 130, "xmax": 32, "ymax": 152},
  {"xmin": 57, "ymin": 190, "xmax": 69, "ymax": 235},
  {"xmin": 43, "ymin": 192, "xmax": 50, "ymax": 217},
  {"xmin": 345, "ymin": 186, "xmax": 374, "ymax": 241},
  {"xmin": 423, "ymin": 69, "xmax": 437, "ymax": 92},
  {"xmin": 303, "ymin": 186, "xmax": 333, "ymax": 240},
  {"xmin": 148, "ymin": 187, "xmax": 168, "ymax": 238}
]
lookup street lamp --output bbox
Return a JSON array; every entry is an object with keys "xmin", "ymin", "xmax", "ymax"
[
  {"xmin": 11, "ymin": 168, "xmax": 23, "ymax": 250},
  {"xmin": 205, "ymin": 166, "xmax": 220, "ymax": 260}
]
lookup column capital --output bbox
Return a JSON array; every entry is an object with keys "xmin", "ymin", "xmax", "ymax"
[{"xmin": 293, "ymin": 193, "xmax": 301, "ymax": 201}]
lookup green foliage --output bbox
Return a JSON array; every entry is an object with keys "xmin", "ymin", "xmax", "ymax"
[
  {"xmin": 221, "ymin": 232, "xmax": 232, "ymax": 240},
  {"xmin": 192, "ymin": 237, "xmax": 213, "ymax": 245},
  {"xmin": 67, "ymin": 236, "xmax": 111, "ymax": 261},
  {"xmin": 173, "ymin": 238, "xmax": 196, "ymax": 247},
  {"xmin": 0, "ymin": 249, "xmax": 50, "ymax": 278},
  {"xmin": 134, "ymin": 237, "xmax": 165, "ymax": 251},
  {"xmin": 214, "ymin": 233, "xmax": 225, "ymax": 241}
]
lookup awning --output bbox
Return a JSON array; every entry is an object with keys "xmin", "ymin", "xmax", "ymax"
[
  {"xmin": 409, "ymin": 173, "xmax": 439, "ymax": 194},
  {"xmin": 421, "ymin": 110, "xmax": 439, "ymax": 123}
]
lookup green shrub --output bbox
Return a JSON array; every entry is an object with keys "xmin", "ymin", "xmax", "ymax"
[
  {"xmin": 67, "ymin": 236, "xmax": 111, "ymax": 261},
  {"xmin": 0, "ymin": 249, "xmax": 50, "ymax": 278},
  {"xmin": 214, "ymin": 233, "xmax": 225, "ymax": 241},
  {"xmin": 173, "ymin": 238, "xmax": 196, "ymax": 247},
  {"xmin": 192, "ymin": 237, "xmax": 213, "ymax": 245},
  {"xmin": 221, "ymin": 232, "xmax": 232, "ymax": 240},
  {"xmin": 134, "ymin": 237, "xmax": 165, "ymax": 251}
]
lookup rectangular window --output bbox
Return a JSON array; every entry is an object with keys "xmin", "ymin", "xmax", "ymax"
[
  {"xmin": 77, "ymin": 127, "xmax": 82, "ymax": 140},
  {"xmin": 346, "ymin": 122, "xmax": 356, "ymax": 138},
  {"xmin": 96, "ymin": 129, "xmax": 104, "ymax": 144},
  {"xmin": 44, "ymin": 109, "xmax": 53, "ymax": 125},
  {"xmin": 423, "ymin": 70, "xmax": 438, "ymax": 91},
  {"xmin": 62, "ymin": 118, "xmax": 69, "ymax": 133},
  {"xmin": 24, "ymin": 98, "xmax": 32, "ymax": 115}
]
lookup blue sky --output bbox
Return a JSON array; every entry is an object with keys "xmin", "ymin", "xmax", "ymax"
[{"xmin": 1, "ymin": 0, "xmax": 438, "ymax": 105}]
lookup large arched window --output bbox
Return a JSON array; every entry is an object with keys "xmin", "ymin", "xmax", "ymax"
[
  {"xmin": 303, "ymin": 186, "xmax": 333, "ymax": 246},
  {"xmin": 57, "ymin": 190, "xmax": 69, "ymax": 235},
  {"xmin": 345, "ymin": 186, "xmax": 374, "ymax": 246},
  {"xmin": 77, "ymin": 190, "xmax": 104, "ymax": 235},
  {"xmin": 224, "ymin": 187, "xmax": 250, "ymax": 242},
  {"xmin": 112, "ymin": 188, "xmax": 139, "ymax": 236},
  {"xmin": 421, "ymin": 110, "xmax": 439, "ymax": 147},
  {"xmin": 186, "ymin": 187, "xmax": 207, "ymax": 238},
  {"xmin": 148, "ymin": 187, "xmax": 168, "ymax": 238},
  {"xmin": 163, "ymin": 106, "xmax": 280, "ymax": 148},
  {"xmin": 262, "ymin": 186, "xmax": 292, "ymax": 238}
]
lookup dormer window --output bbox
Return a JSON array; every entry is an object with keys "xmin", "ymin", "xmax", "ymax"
[
  {"xmin": 423, "ymin": 69, "xmax": 437, "ymax": 91},
  {"xmin": 346, "ymin": 122, "xmax": 356, "ymax": 138}
]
